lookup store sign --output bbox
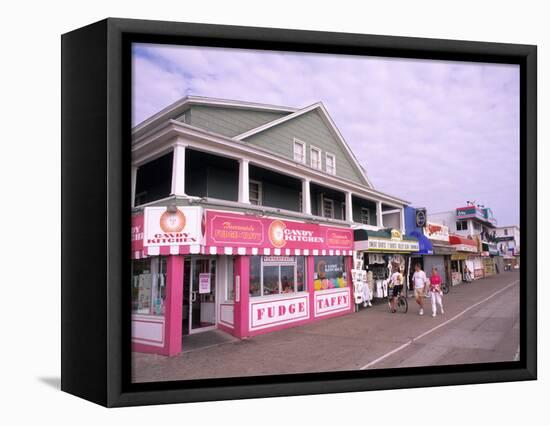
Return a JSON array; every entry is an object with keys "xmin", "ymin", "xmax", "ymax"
[
  {"xmin": 452, "ymin": 244, "xmax": 477, "ymax": 253},
  {"xmin": 131, "ymin": 214, "xmax": 145, "ymax": 252},
  {"xmin": 363, "ymin": 238, "xmax": 419, "ymax": 252},
  {"xmin": 415, "ymin": 208, "xmax": 427, "ymax": 227},
  {"xmin": 423, "ymin": 222, "xmax": 449, "ymax": 242},
  {"xmin": 199, "ymin": 273, "xmax": 211, "ymax": 294},
  {"xmin": 263, "ymin": 256, "xmax": 295, "ymax": 263},
  {"xmin": 249, "ymin": 294, "xmax": 309, "ymax": 330},
  {"xmin": 456, "ymin": 206, "xmax": 486, "ymax": 221},
  {"xmin": 206, "ymin": 211, "xmax": 353, "ymax": 251},
  {"xmin": 390, "ymin": 229, "xmax": 402, "ymax": 240},
  {"xmin": 143, "ymin": 206, "xmax": 203, "ymax": 247},
  {"xmin": 314, "ymin": 288, "xmax": 351, "ymax": 317}
]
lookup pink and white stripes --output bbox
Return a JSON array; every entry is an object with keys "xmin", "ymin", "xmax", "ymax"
[{"xmin": 132, "ymin": 246, "xmax": 354, "ymax": 259}]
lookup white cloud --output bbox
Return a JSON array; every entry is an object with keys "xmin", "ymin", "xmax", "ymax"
[{"xmin": 132, "ymin": 44, "xmax": 520, "ymax": 226}]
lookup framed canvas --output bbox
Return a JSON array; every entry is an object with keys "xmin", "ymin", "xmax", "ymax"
[{"xmin": 61, "ymin": 18, "xmax": 537, "ymax": 407}]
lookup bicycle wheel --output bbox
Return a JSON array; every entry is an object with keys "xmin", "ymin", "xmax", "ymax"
[{"xmin": 397, "ymin": 296, "xmax": 408, "ymax": 313}]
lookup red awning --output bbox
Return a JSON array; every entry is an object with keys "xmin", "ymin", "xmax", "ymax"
[{"xmin": 448, "ymin": 235, "xmax": 477, "ymax": 247}]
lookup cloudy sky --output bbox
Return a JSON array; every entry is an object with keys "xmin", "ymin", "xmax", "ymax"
[{"xmin": 133, "ymin": 43, "xmax": 520, "ymax": 226}]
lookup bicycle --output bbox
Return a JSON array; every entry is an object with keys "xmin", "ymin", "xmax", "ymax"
[
  {"xmin": 441, "ymin": 281, "xmax": 450, "ymax": 295},
  {"xmin": 387, "ymin": 286, "xmax": 408, "ymax": 313}
]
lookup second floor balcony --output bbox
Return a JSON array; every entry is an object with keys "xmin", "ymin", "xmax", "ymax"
[{"xmin": 132, "ymin": 145, "xmax": 406, "ymax": 231}]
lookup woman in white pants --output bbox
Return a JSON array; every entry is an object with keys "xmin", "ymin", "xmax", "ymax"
[{"xmin": 429, "ymin": 267, "xmax": 444, "ymax": 317}]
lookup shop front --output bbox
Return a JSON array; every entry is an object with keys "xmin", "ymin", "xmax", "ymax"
[
  {"xmin": 417, "ymin": 222, "xmax": 454, "ymax": 286},
  {"xmin": 449, "ymin": 234, "xmax": 482, "ymax": 281},
  {"xmin": 354, "ymin": 228, "xmax": 419, "ymax": 298},
  {"xmin": 131, "ymin": 206, "xmax": 354, "ymax": 356}
]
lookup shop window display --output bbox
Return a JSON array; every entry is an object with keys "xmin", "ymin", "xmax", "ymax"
[
  {"xmin": 249, "ymin": 256, "xmax": 306, "ymax": 296},
  {"xmin": 313, "ymin": 256, "xmax": 347, "ymax": 291},
  {"xmin": 131, "ymin": 257, "xmax": 167, "ymax": 316}
]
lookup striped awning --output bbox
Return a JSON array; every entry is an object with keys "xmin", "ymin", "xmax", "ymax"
[{"xmin": 132, "ymin": 245, "xmax": 354, "ymax": 259}]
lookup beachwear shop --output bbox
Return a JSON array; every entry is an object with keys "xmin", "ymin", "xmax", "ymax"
[{"xmin": 353, "ymin": 228, "xmax": 419, "ymax": 298}]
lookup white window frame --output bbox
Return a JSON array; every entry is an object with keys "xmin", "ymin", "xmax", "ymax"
[
  {"xmin": 456, "ymin": 220, "xmax": 468, "ymax": 231},
  {"xmin": 254, "ymin": 257, "xmax": 307, "ymax": 296},
  {"xmin": 293, "ymin": 139, "xmax": 306, "ymax": 164},
  {"xmin": 249, "ymin": 179, "xmax": 263, "ymax": 206},
  {"xmin": 322, "ymin": 196, "xmax": 335, "ymax": 219},
  {"xmin": 360, "ymin": 207, "xmax": 370, "ymax": 225},
  {"xmin": 310, "ymin": 145, "xmax": 322, "ymax": 170},
  {"xmin": 325, "ymin": 152, "xmax": 336, "ymax": 175},
  {"xmin": 224, "ymin": 256, "xmax": 235, "ymax": 302}
]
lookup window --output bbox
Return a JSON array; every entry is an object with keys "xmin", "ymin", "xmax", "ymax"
[
  {"xmin": 226, "ymin": 257, "xmax": 235, "ymax": 301},
  {"xmin": 360, "ymin": 208, "xmax": 370, "ymax": 224},
  {"xmin": 293, "ymin": 139, "xmax": 306, "ymax": 163},
  {"xmin": 134, "ymin": 152, "xmax": 173, "ymax": 206},
  {"xmin": 313, "ymin": 256, "xmax": 347, "ymax": 291},
  {"xmin": 326, "ymin": 153, "xmax": 336, "ymax": 175},
  {"xmin": 249, "ymin": 180, "xmax": 262, "ymax": 205},
  {"xmin": 456, "ymin": 221, "xmax": 468, "ymax": 231},
  {"xmin": 504, "ymin": 229, "xmax": 508, "ymax": 236},
  {"xmin": 249, "ymin": 256, "xmax": 306, "ymax": 296},
  {"xmin": 473, "ymin": 222, "xmax": 481, "ymax": 231},
  {"xmin": 322, "ymin": 197, "xmax": 334, "ymax": 219},
  {"xmin": 131, "ymin": 257, "xmax": 167, "ymax": 316},
  {"xmin": 310, "ymin": 146, "xmax": 322, "ymax": 170}
]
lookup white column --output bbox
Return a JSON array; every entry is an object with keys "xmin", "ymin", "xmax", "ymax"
[
  {"xmin": 302, "ymin": 178, "xmax": 311, "ymax": 215},
  {"xmin": 345, "ymin": 191, "xmax": 354, "ymax": 223},
  {"xmin": 131, "ymin": 165, "xmax": 138, "ymax": 207},
  {"xmin": 400, "ymin": 207, "xmax": 406, "ymax": 233},
  {"xmin": 170, "ymin": 143, "xmax": 186, "ymax": 196},
  {"xmin": 376, "ymin": 201, "xmax": 383, "ymax": 228},
  {"xmin": 238, "ymin": 159, "xmax": 250, "ymax": 204}
]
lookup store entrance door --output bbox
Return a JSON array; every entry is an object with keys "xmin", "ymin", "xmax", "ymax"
[{"xmin": 183, "ymin": 257, "xmax": 217, "ymax": 335}]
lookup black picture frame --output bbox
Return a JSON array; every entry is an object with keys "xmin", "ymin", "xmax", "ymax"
[{"xmin": 61, "ymin": 17, "xmax": 537, "ymax": 407}]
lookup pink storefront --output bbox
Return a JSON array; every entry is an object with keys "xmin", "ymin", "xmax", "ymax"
[{"xmin": 131, "ymin": 206, "xmax": 354, "ymax": 356}]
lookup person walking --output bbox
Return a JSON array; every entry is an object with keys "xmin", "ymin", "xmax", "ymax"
[
  {"xmin": 463, "ymin": 265, "xmax": 472, "ymax": 282},
  {"xmin": 388, "ymin": 267, "xmax": 403, "ymax": 313},
  {"xmin": 412, "ymin": 263, "xmax": 428, "ymax": 315},
  {"xmin": 429, "ymin": 267, "xmax": 445, "ymax": 317}
]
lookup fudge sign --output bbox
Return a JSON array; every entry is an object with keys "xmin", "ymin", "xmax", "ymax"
[{"xmin": 250, "ymin": 295, "xmax": 310, "ymax": 330}]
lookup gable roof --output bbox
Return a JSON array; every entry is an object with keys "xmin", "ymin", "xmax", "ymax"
[
  {"xmin": 234, "ymin": 102, "xmax": 373, "ymax": 188},
  {"xmin": 133, "ymin": 95, "xmax": 297, "ymax": 138}
]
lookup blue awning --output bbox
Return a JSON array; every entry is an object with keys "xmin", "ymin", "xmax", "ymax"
[{"xmin": 409, "ymin": 231, "xmax": 433, "ymax": 255}]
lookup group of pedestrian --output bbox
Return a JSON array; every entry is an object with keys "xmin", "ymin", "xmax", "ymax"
[{"xmin": 411, "ymin": 263, "xmax": 444, "ymax": 317}]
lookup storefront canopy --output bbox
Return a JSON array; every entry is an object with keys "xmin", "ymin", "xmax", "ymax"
[
  {"xmin": 408, "ymin": 230, "xmax": 433, "ymax": 255},
  {"xmin": 448, "ymin": 235, "xmax": 478, "ymax": 253},
  {"xmin": 132, "ymin": 207, "xmax": 355, "ymax": 259},
  {"xmin": 431, "ymin": 242, "xmax": 456, "ymax": 256},
  {"xmin": 354, "ymin": 228, "xmax": 419, "ymax": 253}
]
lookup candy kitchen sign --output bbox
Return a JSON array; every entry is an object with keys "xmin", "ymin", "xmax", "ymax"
[
  {"xmin": 142, "ymin": 206, "xmax": 204, "ymax": 247},
  {"xmin": 423, "ymin": 222, "xmax": 449, "ymax": 242},
  {"xmin": 206, "ymin": 210, "xmax": 353, "ymax": 251}
]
